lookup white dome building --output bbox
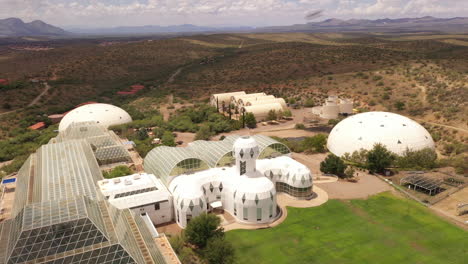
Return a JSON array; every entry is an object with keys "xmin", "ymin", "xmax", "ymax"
[
  {"xmin": 327, "ymin": 112, "xmax": 435, "ymax": 157},
  {"xmin": 145, "ymin": 135, "xmax": 314, "ymax": 228},
  {"xmin": 59, "ymin": 103, "xmax": 132, "ymax": 132}
]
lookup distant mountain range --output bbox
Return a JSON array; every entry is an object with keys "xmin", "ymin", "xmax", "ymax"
[
  {"xmin": 0, "ymin": 18, "xmax": 67, "ymax": 37},
  {"xmin": 259, "ymin": 16, "xmax": 468, "ymax": 33},
  {"xmin": 1, "ymin": 16, "xmax": 468, "ymax": 37},
  {"xmin": 67, "ymin": 24, "xmax": 253, "ymax": 35}
]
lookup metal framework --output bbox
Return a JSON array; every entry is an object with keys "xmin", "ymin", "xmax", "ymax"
[
  {"xmin": 400, "ymin": 174, "xmax": 443, "ymax": 195},
  {"xmin": 0, "ymin": 140, "xmax": 168, "ymax": 264},
  {"xmin": 144, "ymin": 146, "xmax": 209, "ymax": 186},
  {"xmin": 56, "ymin": 122, "xmax": 132, "ymax": 166},
  {"xmin": 144, "ymin": 135, "xmax": 291, "ymax": 186}
]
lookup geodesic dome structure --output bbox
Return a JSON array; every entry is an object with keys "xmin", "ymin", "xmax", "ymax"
[
  {"xmin": 327, "ymin": 111, "xmax": 435, "ymax": 157},
  {"xmin": 59, "ymin": 103, "xmax": 132, "ymax": 132}
]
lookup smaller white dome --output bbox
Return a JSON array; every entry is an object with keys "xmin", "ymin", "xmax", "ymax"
[{"xmin": 59, "ymin": 103, "xmax": 132, "ymax": 132}]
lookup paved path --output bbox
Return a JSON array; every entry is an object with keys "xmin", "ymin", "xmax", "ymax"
[{"xmin": 224, "ymin": 185, "xmax": 329, "ymax": 231}]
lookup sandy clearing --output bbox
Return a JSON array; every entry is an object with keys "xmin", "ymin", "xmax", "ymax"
[
  {"xmin": 432, "ymin": 187, "xmax": 468, "ymax": 222},
  {"xmin": 316, "ymin": 173, "xmax": 392, "ymax": 200}
]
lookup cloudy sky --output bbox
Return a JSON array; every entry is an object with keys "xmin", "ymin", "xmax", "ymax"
[{"xmin": 2, "ymin": 0, "xmax": 467, "ymax": 28}]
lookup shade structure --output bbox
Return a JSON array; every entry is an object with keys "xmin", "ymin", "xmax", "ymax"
[
  {"xmin": 59, "ymin": 103, "xmax": 132, "ymax": 132},
  {"xmin": 327, "ymin": 111, "xmax": 435, "ymax": 157}
]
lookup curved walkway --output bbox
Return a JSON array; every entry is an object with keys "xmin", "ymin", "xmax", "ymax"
[{"xmin": 224, "ymin": 185, "xmax": 328, "ymax": 231}]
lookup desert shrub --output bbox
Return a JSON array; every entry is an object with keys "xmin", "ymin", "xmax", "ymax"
[
  {"xmin": 282, "ymin": 109, "xmax": 292, "ymax": 117},
  {"xmin": 303, "ymin": 98, "xmax": 315, "ymax": 107},
  {"xmin": 295, "ymin": 123, "xmax": 305, "ymax": 129},
  {"xmin": 195, "ymin": 125, "xmax": 213, "ymax": 140},
  {"xmin": 267, "ymin": 110, "xmax": 277, "ymax": 121},
  {"xmin": 328, "ymin": 119, "xmax": 340, "ymax": 127}
]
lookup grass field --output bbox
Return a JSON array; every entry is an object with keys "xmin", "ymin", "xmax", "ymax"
[{"xmin": 226, "ymin": 192, "xmax": 467, "ymax": 264}]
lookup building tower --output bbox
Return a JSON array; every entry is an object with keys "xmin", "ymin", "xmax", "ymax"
[{"xmin": 233, "ymin": 136, "xmax": 260, "ymax": 176}]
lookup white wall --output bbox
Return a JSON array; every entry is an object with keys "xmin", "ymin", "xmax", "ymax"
[{"xmin": 132, "ymin": 199, "xmax": 173, "ymax": 225}]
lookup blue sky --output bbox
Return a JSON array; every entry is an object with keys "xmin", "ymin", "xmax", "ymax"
[{"xmin": 2, "ymin": 0, "xmax": 467, "ymax": 28}]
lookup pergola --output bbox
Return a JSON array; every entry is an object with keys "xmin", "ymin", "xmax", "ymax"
[{"xmin": 400, "ymin": 174, "xmax": 443, "ymax": 196}]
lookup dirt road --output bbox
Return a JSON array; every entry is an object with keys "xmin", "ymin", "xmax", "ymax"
[
  {"xmin": 416, "ymin": 118, "xmax": 468, "ymax": 134},
  {"xmin": 28, "ymin": 82, "xmax": 50, "ymax": 107},
  {"xmin": 0, "ymin": 82, "xmax": 50, "ymax": 117}
]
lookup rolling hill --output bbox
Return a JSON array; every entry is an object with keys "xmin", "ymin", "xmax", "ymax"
[{"xmin": 0, "ymin": 18, "xmax": 67, "ymax": 37}]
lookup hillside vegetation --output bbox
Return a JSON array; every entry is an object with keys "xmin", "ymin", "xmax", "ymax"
[{"xmin": 0, "ymin": 33, "xmax": 466, "ymax": 166}]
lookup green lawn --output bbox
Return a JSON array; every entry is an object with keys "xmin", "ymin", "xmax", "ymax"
[{"xmin": 226, "ymin": 192, "xmax": 467, "ymax": 264}]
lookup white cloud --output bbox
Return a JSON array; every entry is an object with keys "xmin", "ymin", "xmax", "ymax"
[{"xmin": 0, "ymin": 0, "xmax": 467, "ymax": 27}]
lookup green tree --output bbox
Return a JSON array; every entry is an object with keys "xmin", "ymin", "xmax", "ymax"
[
  {"xmin": 162, "ymin": 131, "xmax": 176, "ymax": 146},
  {"xmin": 320, "ymin": 154, "xmax": 347, "ymax": 177},
  {"xmin": 136, "ymin": 128, "xmax": 148, "ymax": 140},
  {"xmin": 366, "ymin": 143, "xmax": 395, "ymax": 173},
  {"xmin": 203, "ymin": 236, "xmax": 235, "ymax": 264},
  {"xmin": 185, "ymin": 213, "xmax": 223, "ymax": 248},
  {"xmin": 303, "ymin": 134, "xmax": 327, "ymax": 153},
  {"xmin": 195, "ymin": 125, "xmax": 213, "ymax": 140},
  {"xmin": 152, "ymin": 127, "xmax": 165, "ymax": 138},
  {"xmin": 242, "ymin": 112, "xmax": 257, "ymax": 128},
  {"xmin": 267, "ymin": 110, "xmax": 277, "ymax": 121},
  {"xmin": 344, "ymin": 166, "xmax": 355, "ymax": 178},
  {"xmin": 396, "ymin": 148, "xmax": 437, "ymax": 169}
]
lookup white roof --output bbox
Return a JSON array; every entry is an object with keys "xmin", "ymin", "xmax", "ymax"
[
  {"xmin": 327, "ymin": 111, "xmax": 435, "ymax": 156},
  {"xmin": 59, "ymin": 103, "xmax": 132, "ymax": 132},
  {"xmin": 97, "ymin": 173, "xmax": 171, "ymax": 209}
]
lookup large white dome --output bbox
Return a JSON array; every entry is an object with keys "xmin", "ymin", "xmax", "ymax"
[
  {"xmin": 327, "ymin": 111, "xmax": 435, "ymax": 157},
  {"xmin": 59, "ymin": 103, "xmax": 132, "ymax": 132}
]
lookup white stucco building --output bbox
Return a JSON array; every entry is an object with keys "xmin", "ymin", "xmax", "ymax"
[
  {"xmin": 312, "ymin": 96, "xmax": 353, "ymax": 119},
  {"xmin": 144, "ymin": 135, "xmax": 314, "ymax": 228},
  {"xmin": 327, "ymin": 111, "xmax": 436, "ymax": 157},
  {"xmin": 59, "ymin": 103, "xmax": 133, "ymax": 132},
  {"xmin": 97, "ymin": 173, "xmax": 173, "ymax": 225}
]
